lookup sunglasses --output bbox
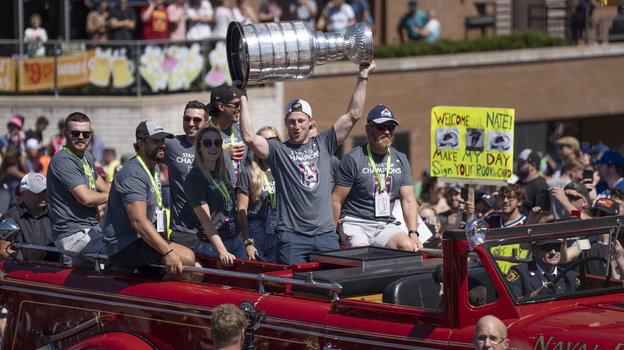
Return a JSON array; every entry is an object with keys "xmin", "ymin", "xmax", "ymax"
[
  {"xmin": 69, "ymin": 130, "xmax": 92, "ymax": 139},
  {"xmin": 538, "ymin": 244, "xmax": 562, "ymax": 252},
  {"xmin": 369, "ymin": 123, "xmax": 397, "ymax": 132},
  {"xmin": 201, "ymin": 138, "xmax": 223, "ymax": 148},
  {"xmin": 183, "ymin": 115, "xmax": 204, "ymax": 124},
  {"xmin": 222, "ymin": 102, "xmax": 240, "ymax": 109},
  {"xmin": 566, "ymin": 193, "xmax": 584, "ymax": 201}
]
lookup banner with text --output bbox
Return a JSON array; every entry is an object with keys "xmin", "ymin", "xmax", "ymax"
[
  {"xmin": 0, "ymin": 58, "xmax": 15, "ymax": 92},
  {"xmin": 18, "ymin": 56, "xmax": 55, "ymax": 92},
  {"xmin": 430, "ymin": 106, "xmax": 515, "ymax": 183}
]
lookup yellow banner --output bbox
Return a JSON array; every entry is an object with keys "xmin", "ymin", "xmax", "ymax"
[
  {"xmin": 0, "ymin": 58, "xmax": 15, "ymax": 92},
  {"xmin": 430, "ymin": 106, "xmax": 515, "ymax": 182},
  {"xmin": 57, "ymin": 50, "xmax": 93, "ymax": 88},
  {"xmin": 18, "ymin": 56, "xmax": 55, "ymax": 92}
]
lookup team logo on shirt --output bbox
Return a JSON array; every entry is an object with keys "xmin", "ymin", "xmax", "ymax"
[
  {"xmin": 372, "ymin": 176, "xmax": 392, "ymax": 193},
  {"xmin": 298, "ymin": 161, "xmax": 319, "ymax": 189}
]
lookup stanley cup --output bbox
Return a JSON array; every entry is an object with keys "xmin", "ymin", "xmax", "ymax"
[{"xmin": 226, "ymin": 21, "xmax": 373, "ymax": 86}]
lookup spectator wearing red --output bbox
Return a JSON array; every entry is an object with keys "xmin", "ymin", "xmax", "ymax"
[{"xmin": 141, "ymin": 0, "xmax": 169, "ymax": 40}]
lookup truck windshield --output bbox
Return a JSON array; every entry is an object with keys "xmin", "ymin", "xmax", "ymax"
[{"xmin": 488, "ymin": 230, "xmax": 624, "ymax": 302}]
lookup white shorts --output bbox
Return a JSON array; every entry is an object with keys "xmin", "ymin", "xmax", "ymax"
[{"xmin": 340, "ymin": 216, "xmax": 406, "ymax": 248}]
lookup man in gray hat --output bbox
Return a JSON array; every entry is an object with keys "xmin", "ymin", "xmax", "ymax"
[{"xmin": 103, "ymin": 120, "xmax": 196, "ymax": 276}]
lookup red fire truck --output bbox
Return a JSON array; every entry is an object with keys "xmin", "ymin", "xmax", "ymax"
[{"xmin": 0, "ymin": 216, "xmax": 623, "ymax": 349}]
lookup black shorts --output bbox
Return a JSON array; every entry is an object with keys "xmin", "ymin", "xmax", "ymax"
[
  {"xmin": 170, "ymin": 230, "xmax": 198, "ymax": 250},
  {"xmin": 109, "ymin": 239, "xmax": 162, "ymax": 269}
]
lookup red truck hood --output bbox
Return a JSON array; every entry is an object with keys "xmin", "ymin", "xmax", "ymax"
[{"xmin": 508, "ymin": 301, "xmax": 624, "ymax": 350}]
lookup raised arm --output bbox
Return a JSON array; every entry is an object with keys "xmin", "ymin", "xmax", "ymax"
[
  {"xmin": 333, "ymin": 61, "xmax": 376, "ymax": 145},
  {"xmin": 240, "ymin": 95, "xmax": 269, "ymax": 159}
]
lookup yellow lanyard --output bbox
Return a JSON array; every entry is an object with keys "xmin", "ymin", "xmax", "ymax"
[
  {"xmin": 263, "ymin": 172, "xmax": 276, "ymax": 209},
  {"xmin": 366, "ymin": 144, "xmax": 391, "ymax": 193},
  {"xmin": 62, "ymin": 146, "xmax": 95, "ymax": 190},
  {"xmin": 209, "ymin": 119, "xmax": 235, "ymax": 148},
  {"xmin": 212, "ymin": 178, "xmax": 232, "ymax": 212},
  {"xmin": 136, "ymin": 155, "xmax": 162, "ymax": 208}
]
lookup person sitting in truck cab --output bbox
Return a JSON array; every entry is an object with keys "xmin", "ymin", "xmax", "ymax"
[{"xmin": 506, "ymin": 239, "xmax": 580, "ymax": 299}]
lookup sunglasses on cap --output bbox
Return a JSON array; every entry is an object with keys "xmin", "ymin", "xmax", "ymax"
[
  {"xmin": 69, "ymin": 130, "xmax": 92, "ymax": 139},
  {"xmin": 566, "ymin": 193, "xmax": 584, "ymax": 202},
  {"xmin": 183, "ymin": 115, "xmax": 204, "ymax": 124},
  {"xmin": 201, "ymin": 138, "xmax": 223, "ymax": 148},
  {"xmin": 369, "ymin": 123, "xmax": 396, "ymax": 132}
]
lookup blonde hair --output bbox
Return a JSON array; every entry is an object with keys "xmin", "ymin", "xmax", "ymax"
[
  {"xmin": 193, "ymin": 127, "xmax": 231, "ymax": 186},
  {"xmin": 248, "ymin": 126, "xmax": 281, "ymax": 202}
]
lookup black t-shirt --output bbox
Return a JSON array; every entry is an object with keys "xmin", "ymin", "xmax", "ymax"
[
  {"xmin": 517, "ymin": 176, "xmax": 549, "ymax": 215},
  {"xmin": 0, "ymin": 204, "xmax": 60, "ymax": 262}
]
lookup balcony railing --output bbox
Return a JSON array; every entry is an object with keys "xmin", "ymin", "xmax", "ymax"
[{"xmin": 0, "ymin": 38, "xmax": 224, "ymax": 97}]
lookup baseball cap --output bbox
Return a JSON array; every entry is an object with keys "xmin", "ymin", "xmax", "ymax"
[
  {"xmin": 209, "ymin": 84, "xmax": 242, "ymax": 107},
  {"xmin": 367, "ymin": 105, "xmax": 399, "ymax": 125},
  {"xmin": 556, "ymin": 136, "xmax": 580, "ymax": 151},
  {"xmin": 590, "ymin": 143, "xmax": 609, "ymax": 156},
  {"xmin": 447, "ymin": 183, "xmax": 462, "ymax": 194},
  {"xmin": 476, "ymin": 193, "xmax": 499, "ymax": 210},
  {"xmin": 592, "ymin": 197, "xmax": 619, "ymax": 216},
  {"xmin": 25, "ymin": 138, "xmax": 41, "ymax": 150},
  {"xmin": 7, "ymin": 116, "xmax": 23, "ymax": 129},
  {"xmin": 596, "ymin": 150, "xmax": 624, "ymax": 167},
  {"xmin": 19, "ymin": 173, "xmax": 46, "ymax": 194},
  {"xmin": 135, "ymin": 120, "xmax": 174, "ymax": 140},
  {"xmin": 564, "ymin": 181, "xmax": 590, "ymax": 200},
  {"xmin": 285, "ymin": 99, "xmax": 313, "ymax": 118},
  {"xmin": 517, "ymin": 148, "xmax": 541, "ymax": 165}
]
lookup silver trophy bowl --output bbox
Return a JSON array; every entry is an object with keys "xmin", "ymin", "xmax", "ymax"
[{"xmin": 226, "ymin": 21, "xmax": 373, "ymax": 86}]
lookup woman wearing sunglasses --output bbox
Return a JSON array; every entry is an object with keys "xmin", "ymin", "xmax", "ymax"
[
  {"xmin": 183, "ymin": 127, "xmax": 246, "ymax": 266},
  {"xmin": 236, "ymin": 126, "xmax": 282, "ymax": 262}
]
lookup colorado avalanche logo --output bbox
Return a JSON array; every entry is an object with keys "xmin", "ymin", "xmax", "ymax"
[{"xmin": 298, "ymin": 161, "xmax": 319, "ymax": 189}]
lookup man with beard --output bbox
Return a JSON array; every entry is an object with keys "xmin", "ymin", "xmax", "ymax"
[
  {"xmin": 515, "ymin": 149, "xmax": 549, "ymax": 215},
  {"xmin": 240, "ymin": 61, "xmax": 376, "ymax": 265},
  {"xmin": 331, "ymin": 105, "xmax": 421, "ymax": 251},
  {"xmin": 103, "ymin": 121, "xmax": 196, "ymax": 275},
  {"xmin": 165, "ymin": 101, "xmax": 207, "ymax": 249},
  {"xmin": 507, "ymin": 239, "xmax": 579, "ymax": 299},
  {"xmin": 47, "ymin": 112, "xmax": 109, "ymax": 266},
  {"xmin": 207, "ymin": 85, "xmax": 247, "ymax": 185}
]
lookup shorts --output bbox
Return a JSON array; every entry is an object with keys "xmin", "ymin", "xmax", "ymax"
[
  {"xmin": 55, "ymin": 227, "xmax": 105, "ymax": 268},
  {"xmin": 108, "ymin": 239, "xmax": 163, "ymax": 269},
  {"xmin": 340, "ymin": 216, "xmax": 405, "ymax": 248}
]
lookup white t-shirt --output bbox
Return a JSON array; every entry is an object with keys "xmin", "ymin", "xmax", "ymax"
[
  {"xmin": 232, "ymin": 7, "xmax": 253, "ymax": 25},
  {"xmin": 295, "ymin": 0, "xmax": 318, "ymax": 30},
  {"xmin": 424, "ymin": 19, "xmax": 441, "ymax": 43},
  {"xmin": 213, "ymin": 6, "xmax": 234, "ymax": 39},
  {"xmin": 186, "ymin": 0, "xmax": 214, "ymax": 40},
  {"xmin": 326, "ymin": 4, "xmax": 354, "ymax": 35}
]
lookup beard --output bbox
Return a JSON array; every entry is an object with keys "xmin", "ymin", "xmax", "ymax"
[{"xmin": 374, "ymin": 135, "xmax": 393, "ymax": 149}]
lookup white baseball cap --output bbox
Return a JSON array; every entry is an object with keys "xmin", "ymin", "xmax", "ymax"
[
  {"xmin": 19, "ymin": 173, "xmax": 47, "ymax": 194},
  {"xmin": 285, "ymin": 99, "xmax": 313, "ymax": 118}
]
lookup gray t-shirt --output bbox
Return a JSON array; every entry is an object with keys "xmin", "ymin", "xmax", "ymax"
[
  {"xmin": 335, "ymin": 145, "xmax": 413, "ymax": 222},
  {"xmin": 47, "ymin": 149, "xmax": 100, "ymax": 240},
  {"xmin": 236, "ymin": 167, "xmax": 275, "ymax": 221},
  {"xmin": 183, "ymin": 168, "xmax": 239, "ymax": 241},
  {"xmin": 102, "ymin": 157, "xmax": 159, "ymax": 256},
  {"xmin": 164, "ymin": 135, "xmax": 196, "ymax": 233},
  {"xmin": 213, "ymin": 122, "xmax": 248, "ymax": 185},
  {"xmin": 267, "ymin": 128, "xmax": 337, "ymax": 234}
]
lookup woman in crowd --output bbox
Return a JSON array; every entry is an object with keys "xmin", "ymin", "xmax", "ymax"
[
  {"xmin": 212, "ymin": 0, "xmax": 235, "ymax": 40},
  {"xmin": 183, "ymin": 127, "xmax": 246, "ymax": 266},
  {"xmin": 236, "ymin": 126, "xmax": 281, "ymax": 262},
  {"xmin": 0, "ymin": 146, "xmax": 28, "ymax": 208}
]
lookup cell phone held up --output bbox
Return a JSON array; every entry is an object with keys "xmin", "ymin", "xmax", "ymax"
[
  {"xmin": 540, "ymin": 189, "xmax": 552, "ymax": 211},
  {"xmin": 583, "ymin": 170, "xmax": 593, "ymax": 181},
  {"xmin": 461, "ymin": 187, "xmax": 469, "ymax": 201}
]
